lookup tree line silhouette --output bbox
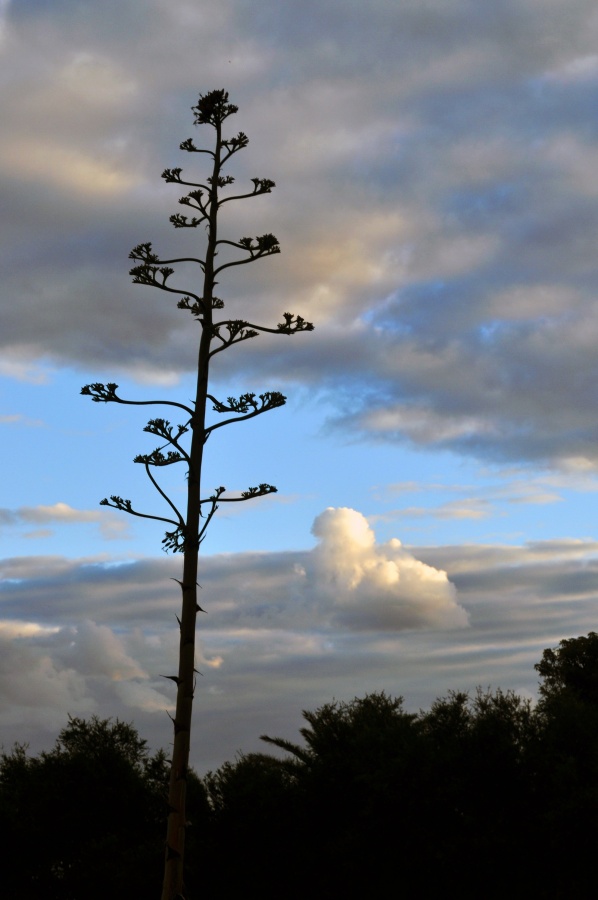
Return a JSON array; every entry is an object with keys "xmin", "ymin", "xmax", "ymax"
[{"xmin": 2, "ymin": 632, "xmax": 598, "ymax": 899}]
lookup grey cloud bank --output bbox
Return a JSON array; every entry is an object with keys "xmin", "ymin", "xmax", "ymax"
[
  {"xmin": 0, "ymin": 509, "xmax": 465, "ymax": 632},
  {"xmin": 2, "ymin": 0, "xmax": 598, "ymax": 465},
  {"xmin": 2, "ymin": 508, "xmax": 598, "ymax": 771}
]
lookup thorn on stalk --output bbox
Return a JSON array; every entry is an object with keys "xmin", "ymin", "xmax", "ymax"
[
  {"xmin": 170, "ymin": 577, "xmax": 202, "ymax": 591},
  {"xmin": 167, "ymin": 712, "xmax": 185, "ymax": 735}
]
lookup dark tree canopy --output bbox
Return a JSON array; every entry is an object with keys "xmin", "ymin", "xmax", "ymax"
[
  {"xmin": 4, "ymin": 635, "xmax": 598, "ymax": 899},
  {"xmin": 198, "ymin": 638, "xmax": 598, "ymax": 899},
  {"xmin": 535, "ymin": 630, "xmax": 598, "ymax": 704},
  {"xmin": 0, "ymin": 717, "xmax": 185, "ymax": 899}
]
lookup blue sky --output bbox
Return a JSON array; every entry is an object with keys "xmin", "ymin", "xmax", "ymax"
[{"xmin": 2, "ymin": 0, "xmax": 598, "ymax": 770}]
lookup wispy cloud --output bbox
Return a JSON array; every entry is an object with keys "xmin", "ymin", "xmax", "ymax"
[
  {"xmin": 0, "ymin": 413, "xmax": 44, "ymax": 426},
  {"xmin": 395, "ymin": 499, "xmax": 492, "ymax": 521},
  {"xmin": 0, "ymin": 503, "xmax": 130, "ymax": 540}
]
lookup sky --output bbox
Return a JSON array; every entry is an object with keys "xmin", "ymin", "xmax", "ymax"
[{"xmin": 2, "ymin": 0, "xmax": 598, "ymax": 772}]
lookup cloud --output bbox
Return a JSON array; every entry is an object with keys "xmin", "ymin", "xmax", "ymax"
[
  {"xmin": 0, "ymin": 631, "xmax": 89, "ymax": 722},
  {"xmin": 3, "ymin": 494, "xmax": 467, "ymax": 762},
  {"xmin": 57, "ymin": 620, "xmax": 147, "ymax": 681},
  {"xmin": 0, "ymin": 413, "xmax": 43, "ymax": 426},
  {"xmin": 0, "ymin": 507, "xmax": 464, "ymax": 633},
  {"xmin": 1, "ymin": 0, "xmax": 598, "ymax": 469},
  {"xmin": 0, "ymin": 503, "xmax": 130, "ymax": 540},
  {"xmin": 2, "ymin": 521, "xmax": 598, "ymax": 769},
  {"xmin": 543, "ymin": 54, "xmax": 598, "ymax": 84},
  {"xmin": 17, "ymin": 502, "xmax": 107, "ymax": 524},
  {"xmin": 310, "ymin": 507, "xmax": 466, "ymax": 630},
  {"xmin": 24, "ymin": 529, "xmax": 54, "ymax": 540},
  {"xmin": 0, "ymin": 0, "xmax": 9, "ymax": 44},
  {"xmin": 0, "ymin": 615, "xmax": 173, "ymax": 752},
  {"xmin": 396, "ymin": 500, "xmax": 492, "ymax": 521},
  {"xmin": 2, "ymin": 0, "xmax": 598, "ymax": 765},
  {"xmin": 3, "ymin": 139, "xmax": 139, "ymax": 197},
  {"xmin": 371, "ymin": 473, "xmax": 564, "ymax": 529},
  {"xmin": 0, "ymin": 355, "xmax": 50, "ymax": 384},
  {"xmin": 0, "ymin": 620, "xmax": 59, "ymax": 639}
]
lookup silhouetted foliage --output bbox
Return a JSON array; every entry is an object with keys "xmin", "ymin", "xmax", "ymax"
[
  {"xmin": 5, "ymin": 635, "xmax": 598, "ymax": 899},
  {"xmin": 417, "ymin": 689, "xmax": 538, "ymax": 895},
  {"xmin": 0, "ymin": 716, "xmax": 207, "ymax": 900},
  {"xmin": 196, "ymin": 635, "xmax": 598, "ymax": 899},
  {"xmin": 536, "ymin": 631, "xmax": 598, "ymax": 705},
  {"xmin": 531, "ymin": 632, "xmax": 598, "ymax": 896}
]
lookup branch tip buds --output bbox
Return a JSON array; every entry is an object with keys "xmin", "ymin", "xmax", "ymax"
[
  {"xmin": 130, "ymin": 263, "xmax": 174, "ymax": 286},
  {"xmin": 211, "ymin": 320, "xmax": 259, "ymax": 345},
  {"xmin": 177, "ymin": 296, "xmax": 207, "ymax": 317},
  {"xmin": 192, "ymin": 89, "xmax": 238, "ymax": 126},
  {"xmin": 277, "ymin": 312, "xmax": 315, "ymax": 334},
  {"xmin": 81, "ymin": 382, "xmax": 119, "ymax": 403},
  {"xmin": 180, "ymin": 137, "xmax": 199, "ymax": 152},
  {"xmin": 143, "ymin": 418, "xmax": 189, "ymax": 441},
  {"xmin": 241, "ymin": 483, "xmax": 277, "ymax": 499},
  {"xmin": 251, "ymin": 177, "xmax": 275, "ymax": 194},
  {"xmin": 208, "ymin": 174, "xmax": 235, "ymax": 188},
  {"xmin": 134, "ymin": 449, "xmax": 183, "ymax": 466},
  {"xmin": 162, "ymin": 167, "xmax": 183, "ymax": 183},
  {"xmin": 237, "ymin": 233, "xmax": 280, "ymax": 257},
  {"xmin": 222, "ymin": 131, "xmax": 249, "ymax": 154},
  {"xmin": 129, "ymin": 242, "xmax": 158, "ymax": 263},
  {"xmin": 100, "ymin": 495, "xmax": 133, "ymax": 513},
  {"xmin": 210, "ymin": 391, "xmax": 286, "ymax": 415},
  {"xmin": 162, "ymin": 525, "xmax": 196, "ymax": 554},
  {"xmin": 170, "ymin": 213, "xmax": 201, "ymax": 229}
]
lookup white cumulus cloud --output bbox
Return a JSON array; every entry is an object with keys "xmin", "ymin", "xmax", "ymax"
[{"xmin": 310, "ymin": 507, "xmax": 467, "ymax": 631}]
